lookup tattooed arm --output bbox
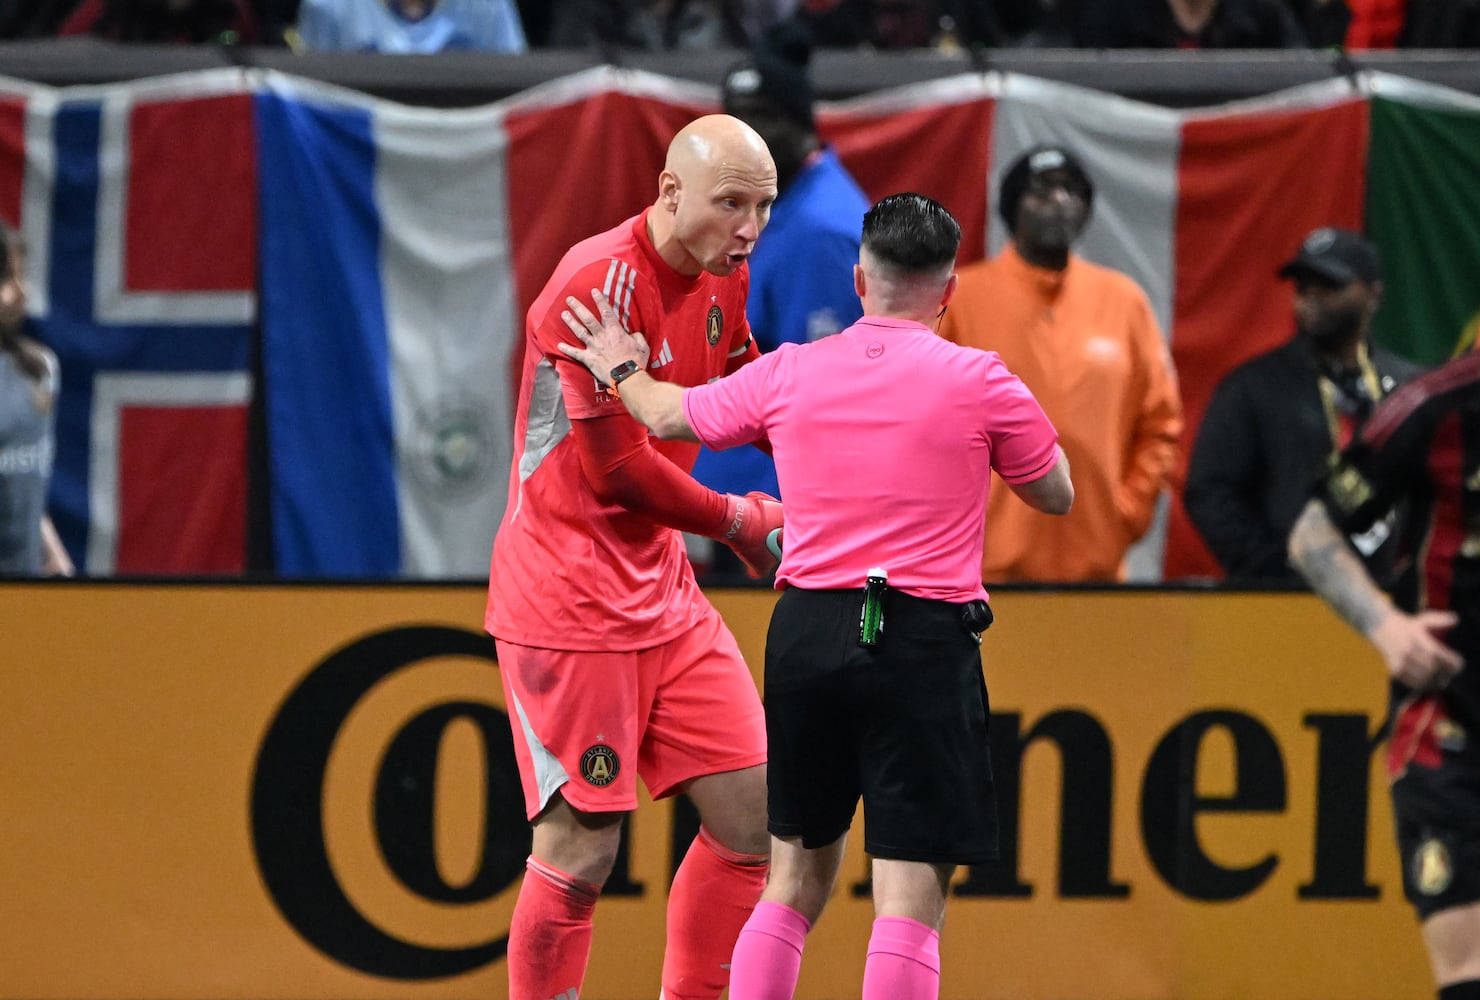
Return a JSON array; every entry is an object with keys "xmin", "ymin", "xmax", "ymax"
[
  {"xmin": 1288, "ymin": 499, "xmax": 1392, "ymax": 635},
  {"xmin": 1289, "ymin": 498, "xmax": 1463, "ymax": 691}
]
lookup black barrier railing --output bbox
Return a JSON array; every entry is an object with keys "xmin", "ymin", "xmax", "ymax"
[{"xmin": 2, "ymin": 37, "xmax": 1479, "ymax": 106}]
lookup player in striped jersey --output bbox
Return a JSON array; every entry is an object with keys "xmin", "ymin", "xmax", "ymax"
[{"xmin": 1291, "ymin": 349, "xmax": 1480, "ymax": 1000}]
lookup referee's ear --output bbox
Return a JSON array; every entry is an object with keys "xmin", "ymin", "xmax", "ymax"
[
  {"xmin": 853, "ymin": 263, "xmax": 866, "ymax": 299},
  {"xmin": 941, "ymin": 272, "xmax": 959, "ymax": 310}
]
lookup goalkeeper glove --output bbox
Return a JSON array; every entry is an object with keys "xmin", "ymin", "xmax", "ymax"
[{"xmin": 720, "ymin": 491, "xmax": 784, "ymax": 578}]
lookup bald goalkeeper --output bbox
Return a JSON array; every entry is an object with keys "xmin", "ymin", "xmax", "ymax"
[{"xmin": 486, "ymin": 115, "xmax": 784, "ymax": 1000}]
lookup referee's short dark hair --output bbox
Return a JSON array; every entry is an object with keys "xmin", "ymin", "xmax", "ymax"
[{"xmin": 862, "ymin": 193, "xmax": 961, "ymax": 274}]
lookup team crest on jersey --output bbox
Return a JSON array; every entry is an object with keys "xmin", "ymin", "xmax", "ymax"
[
  {"xmin": 581, "ymin": 744, "xmax": 619, "ymax": 786},
  {"xmin": 1436, "ymin": 717, "xmax": 1468, "ymax": 752},
  {"xmin": 1327, "ymin": 464, "xmax": 1373, "ymax": 513},
  {"xmin": 706, "ymin": 305, "xmax": 723, "ymax": 347},
  {"xmin": 1414, "ymin": 837, "xmax": 1453, "ymax": 896}
]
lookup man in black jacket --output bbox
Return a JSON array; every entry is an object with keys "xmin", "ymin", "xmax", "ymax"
[{"xmin": 1185, "ymin": 226, "xmax": 1425, "ymax": 583}]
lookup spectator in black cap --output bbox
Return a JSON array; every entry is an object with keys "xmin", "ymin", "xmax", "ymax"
[
  {"xmin": 939, "ymin": 143, "xmax": 1183, "ymax": 583},
  {"xmin": 996, "ymin": 145, "xmax": 1094, "ymax": 239},
  {"xmin": 688, "ymin": 18, "xmax": 871, "ymax": 579},
  {"xmin": 1185, "ymin": 225, "xmax": 1426, "ymax": 582}
]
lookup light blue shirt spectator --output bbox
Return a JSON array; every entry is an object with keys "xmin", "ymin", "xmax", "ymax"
[{"xmin": 296, "ymin": 0, "xmax": 527, "ymax": 53}]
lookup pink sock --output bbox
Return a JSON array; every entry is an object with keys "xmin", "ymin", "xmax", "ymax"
[
  {"xmin": 727, "ymin": 900, "xmax": 812, "ymax": 1000},
  {"xmin": 507, "ymin": 856, "xmax": 599, "ymax": 1000},
  {"xmin": 661, "ymin": 827, "xmax": 769, "ymax": 999},
  {"xmin": 862, "ymin": 916, "xmax": 941, "ymax": 1000}
]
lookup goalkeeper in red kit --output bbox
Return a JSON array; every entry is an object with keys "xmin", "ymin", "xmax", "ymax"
[{"xmin": 485, "ymin": 114, "xmax": 782, "ymax": 1000}]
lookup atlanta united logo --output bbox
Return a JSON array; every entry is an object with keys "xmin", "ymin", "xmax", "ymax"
[
  {"xmin": 706, "ymin": 305, "xmax": 723, "ymax": 347},
  {"xmin": 581, "ymin": 744, "xmax": 619, "ymax": 786},
  {"xmin": 1414, "ymin": 838, "xmax": 1453, "ymax": 897}
]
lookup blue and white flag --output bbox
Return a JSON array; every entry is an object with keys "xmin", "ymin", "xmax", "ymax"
[{"xmin": 257, "ymin": 76, "xmax": 516, "ymax": 578}]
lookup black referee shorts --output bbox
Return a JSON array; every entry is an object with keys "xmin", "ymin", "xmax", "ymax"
[{"xmin": 763, "ymin": 586, "xmax": 999, "ymax": 865}]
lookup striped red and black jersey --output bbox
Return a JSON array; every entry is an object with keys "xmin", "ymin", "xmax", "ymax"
[{"xmin": 1316, "ymin": 350, "xmax": 1480, "ymax": 712}]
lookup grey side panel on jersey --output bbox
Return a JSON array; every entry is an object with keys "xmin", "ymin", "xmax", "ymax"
[{"xmin": 518, "ymin": 356, "xmax": 572, "ymax": 485}]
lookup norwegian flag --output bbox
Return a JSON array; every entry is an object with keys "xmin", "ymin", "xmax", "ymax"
[{"xmin": 4, "ymin": 74, "xmax": 255, "ymax": 575}]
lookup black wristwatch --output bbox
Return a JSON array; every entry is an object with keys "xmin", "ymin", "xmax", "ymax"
[{"xmin": 609, "ymin": 359, "xmax": 641, "ymax": 386}]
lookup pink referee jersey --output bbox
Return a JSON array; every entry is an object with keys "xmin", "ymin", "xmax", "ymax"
[
  {"xmin": 487, "ymin": 209, "xmax": 754, "ymax": 650},
  {"xmin": 682, "ymin": 316, "xmax": 1059, "ymax": 602}
]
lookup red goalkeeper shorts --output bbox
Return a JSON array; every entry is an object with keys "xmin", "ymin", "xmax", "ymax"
[{"xmin": 495, "ymin": 603, "xmax": 766, "ymax": 819}]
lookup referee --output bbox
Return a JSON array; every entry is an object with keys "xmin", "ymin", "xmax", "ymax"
[{"xmin": 559, "ymin": 192, "xmax": 1072, "ymax": 1000}]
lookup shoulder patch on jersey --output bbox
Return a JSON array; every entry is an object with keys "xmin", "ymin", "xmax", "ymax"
[{"xmin": 1327, "ymin": 464, "xmax": 1374, "ymax": 514}]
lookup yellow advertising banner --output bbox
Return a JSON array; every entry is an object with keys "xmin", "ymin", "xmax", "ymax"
[{"xmin": 0, "ymin": 583, "xmax": 1432, "ymax": 999}]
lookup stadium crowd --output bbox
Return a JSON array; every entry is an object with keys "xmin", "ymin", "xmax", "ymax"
[{"xmin": 0, "ymin": 0, "xmax": 1475, "ymax": 50}]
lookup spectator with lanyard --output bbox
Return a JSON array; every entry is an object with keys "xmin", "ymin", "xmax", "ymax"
[{"xmin": 1186, "ymin": 227, "xmax": 1424, "ymax": 581}]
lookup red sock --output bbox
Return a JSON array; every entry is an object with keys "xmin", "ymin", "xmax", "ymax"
[
  {"xmin": 862, "ymin": 916, "xmax": 941, "ymax": 1000},
  {"xmin": 661, "ymin": 826, "xmax": 769, "ymax": 999},
  {"xmin": 508, "ymin": 856, "xmax": 600, "ymax": 1000},
  {"xmin": 727, "ymin": 900, "xmax": 812, "ymax": 1000}
]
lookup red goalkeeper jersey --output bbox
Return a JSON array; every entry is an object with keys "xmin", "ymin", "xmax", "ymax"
[{"xmin": 487, "ymin": 210, "xmax": 754, "ymax": 650}]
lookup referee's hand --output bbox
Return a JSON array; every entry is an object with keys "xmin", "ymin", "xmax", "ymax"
[{"xmin": 559, "ymin": 289, "xmax": 649, "ymax": 386}]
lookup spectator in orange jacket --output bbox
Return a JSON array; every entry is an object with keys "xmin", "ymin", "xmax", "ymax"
[{"xmin": 939, "ymin": 145, "xmax": 1183, "ymax": 582}]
